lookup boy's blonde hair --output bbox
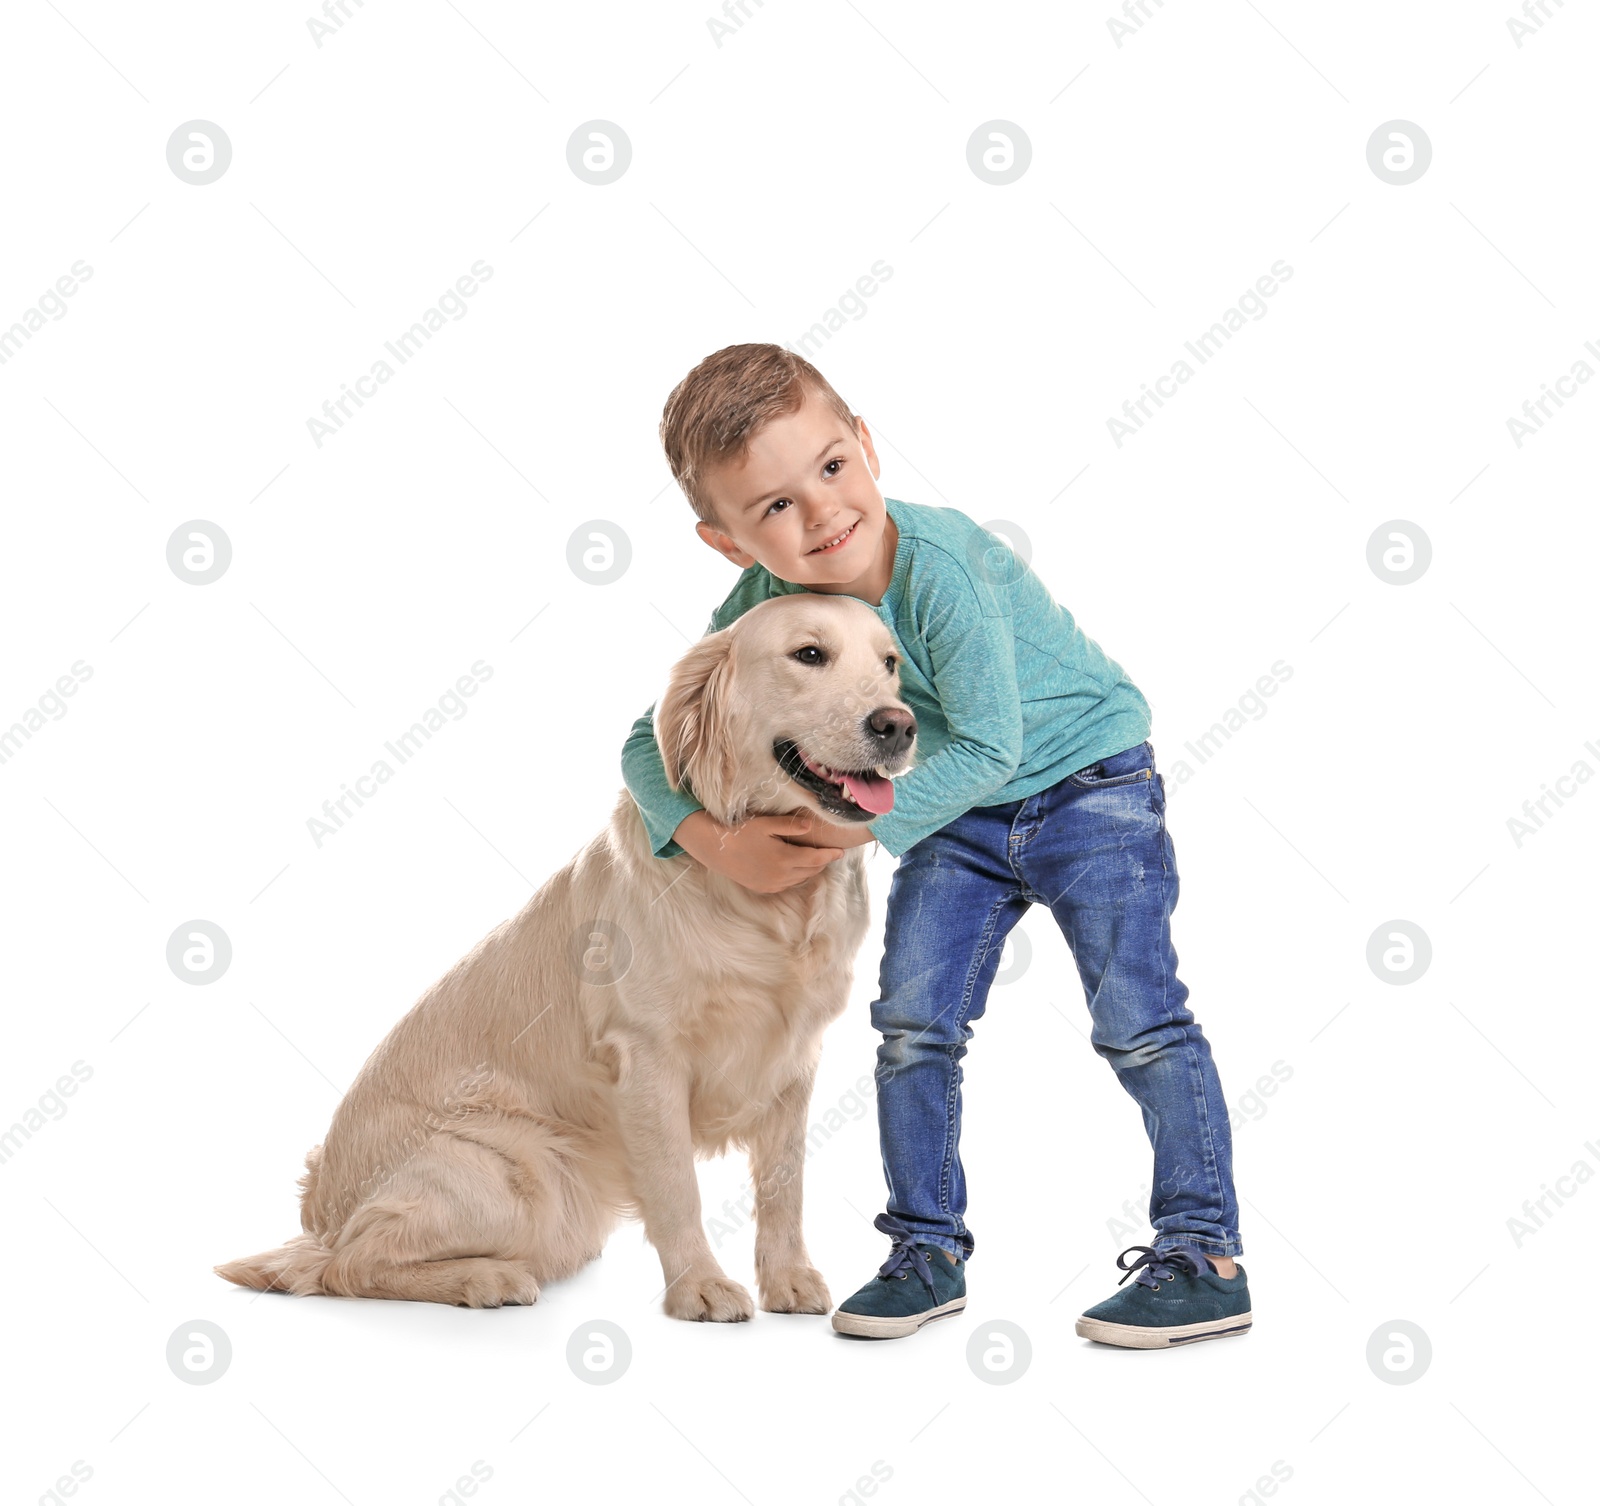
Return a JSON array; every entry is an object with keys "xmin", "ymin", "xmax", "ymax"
[{"xmin": 659, "ymin": 343, "xmax": 857, "ymax": 530}]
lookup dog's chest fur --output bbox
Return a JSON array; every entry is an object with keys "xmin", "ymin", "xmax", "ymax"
[
  {"xmin": 664, "ymin": 855, "xmax": 869, "ymax": 1145},
  {"xmin": 588, "ymin": 799, "xmax": 874, "ymax": 1149}
]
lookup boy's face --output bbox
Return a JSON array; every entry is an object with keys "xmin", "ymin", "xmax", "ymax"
[{"xmin": 695, "ymin": 391, "xmax": 888, "ymax": 595}]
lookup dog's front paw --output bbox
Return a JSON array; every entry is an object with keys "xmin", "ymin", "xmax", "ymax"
[
  {"xmin": 664, "ymin": 1271, "xmax": 755, "ymax": 1323},
  {"xmin": 758, "ymin": 1264, "xmax": 831, "ymax": 1315}
]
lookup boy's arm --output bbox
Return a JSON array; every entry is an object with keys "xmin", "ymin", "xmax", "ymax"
[
  {"xmin": 621, "ymin": 698, "xmax": 705, "ymax": 859},
  {"xmin": 865, "ymin": 571, "xmax": 1024, "ymax": 858}
]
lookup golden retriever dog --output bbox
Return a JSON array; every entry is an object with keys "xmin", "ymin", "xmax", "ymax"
[{"xmin": 216, "ymin": 593, "xmax": 916, "ymax": 1320}]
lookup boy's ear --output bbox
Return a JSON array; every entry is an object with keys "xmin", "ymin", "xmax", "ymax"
[
  {"xmin": 695, "ymin": 519, "xmax": 753, "ymax": 569},
  {"xmin": 655, "ymin": 628, "xmax": 741, "ymax": 821}
]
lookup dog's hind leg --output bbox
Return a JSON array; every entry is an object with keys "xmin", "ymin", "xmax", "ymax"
[
  {"xmin": 329, "ymin": 1240, "xmax": 541, "ymax": 1308},
  {"xmin": 317, "ymin": 1109, "xmax": 618, "ymax": 1307}
]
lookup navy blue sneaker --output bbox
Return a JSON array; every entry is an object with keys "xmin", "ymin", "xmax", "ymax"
[
  {"xmin": 1076, "ymin": 1244, "xmax": 1252, "ymax": 1349},
  {"xmin": 831, "ymin": 1214, "xmax": 968, "ymax": 1339}
]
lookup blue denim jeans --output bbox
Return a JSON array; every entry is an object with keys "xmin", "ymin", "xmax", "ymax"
[{"xmin": 869, "ymin": 740, "xmax": 1242, "ymax": 1261}]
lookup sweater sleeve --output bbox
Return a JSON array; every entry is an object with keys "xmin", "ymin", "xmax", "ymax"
[
  {"xmin": 620, "ymin": 697, "xmax": 705, "ymax": 859},
  {"xmin": 865, "ymin": 564, "xmax": 1024, "ymax": 858}
]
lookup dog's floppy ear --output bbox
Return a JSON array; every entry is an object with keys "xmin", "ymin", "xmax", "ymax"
[{"xmin": 655, "ymin": 627, "xmax": 742, "ymax": 823}]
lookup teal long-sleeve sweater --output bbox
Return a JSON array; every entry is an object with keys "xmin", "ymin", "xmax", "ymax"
[{"xmin": 621, "ymin": 494, "xmax": 1153, "ymax": 861}]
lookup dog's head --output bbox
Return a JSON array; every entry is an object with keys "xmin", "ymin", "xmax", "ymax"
[{"xmin": 656, "ymin": 594, "xmax": 917, "ymax": 827}]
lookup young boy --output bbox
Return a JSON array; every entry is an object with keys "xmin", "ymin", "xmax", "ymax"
[{"xmin": 621, "ymin": 343, "xmax": 1250, "ymax": 1348}]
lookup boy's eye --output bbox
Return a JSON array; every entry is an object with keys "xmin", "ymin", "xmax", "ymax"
[
  {"xmin": 762, "ymin": 458, "xmax": 845, "ymax": 516},
  {"xmin": 793, "ymin": 646, "xmax": 826, "ymax": 666}
]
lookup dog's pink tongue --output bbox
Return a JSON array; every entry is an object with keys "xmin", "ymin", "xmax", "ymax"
[{"xmin": 842, "ymin": 770, "xmax": 895, "ymax": 814}]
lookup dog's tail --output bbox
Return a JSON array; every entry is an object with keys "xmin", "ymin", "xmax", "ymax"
[
  {"xmin": 214, "ymin": 1232, "xmax": 337, "ymax": 1295},
  {"xmin": 215, "ymin": 1142, "xmax": 336, "ymax": 1295}
]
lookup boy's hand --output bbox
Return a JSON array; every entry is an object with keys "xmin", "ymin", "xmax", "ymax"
[
  {"xmin": 783, "ymin": 812, "xmax": 879, "ymax": 851},
  {"xmin": 672, "ymin": 809, "xmax": 867, "ymax": 894}
]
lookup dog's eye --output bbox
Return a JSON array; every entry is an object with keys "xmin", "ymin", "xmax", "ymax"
[
  {"xmin": 885, "ymin": 655, "xmax": 898, "ymax": 673},
  {"xmin": 793, "ymin": 646, "xmax": 826, "ymax": 666}
]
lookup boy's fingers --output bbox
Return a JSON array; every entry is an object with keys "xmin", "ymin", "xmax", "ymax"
[
  {"xmin": 774, "ymin": 811, "xmax": 822, "ymax": 845},
  {"xmin": 779, "ymin": 847, "xmax": 840, "ymax": 887}
]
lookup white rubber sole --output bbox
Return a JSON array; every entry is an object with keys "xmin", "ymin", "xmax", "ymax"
[
  {"xmin": 1075, "ymin": 1310, "xmax": 1253, "ymax": 1349},
  {"xmin": 831, "ymin": 1296, "xmax": 967, "ymax": 1338}
]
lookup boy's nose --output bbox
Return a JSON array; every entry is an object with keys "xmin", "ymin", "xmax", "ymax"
[{"xmin": 864, "ymin": 706, "xmax": 916, "ymax": 758}]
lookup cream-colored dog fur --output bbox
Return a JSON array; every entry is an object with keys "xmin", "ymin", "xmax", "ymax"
[{"xmin": 216, "ymin": 593, "xmax": 916, "ymax": 1319}]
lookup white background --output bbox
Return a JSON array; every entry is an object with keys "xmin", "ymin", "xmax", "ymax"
[{"xmin": 2, "ymin": 1, "xmax": 1595, "ymax": 1502}]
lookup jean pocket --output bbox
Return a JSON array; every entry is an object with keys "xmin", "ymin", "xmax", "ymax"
[{"xmin": 1067, "ymin": 741, "xmax": 1155, "ymax": 789}]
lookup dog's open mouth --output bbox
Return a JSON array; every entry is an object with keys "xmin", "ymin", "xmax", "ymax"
[{"xmin": 773, "ymin": 739, "xmax": 897, "ymax": 816}]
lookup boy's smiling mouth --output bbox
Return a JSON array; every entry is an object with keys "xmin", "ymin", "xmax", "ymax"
[{"xmin": 807, "ymin": 520, "xmax": 859, "ymax": 554}]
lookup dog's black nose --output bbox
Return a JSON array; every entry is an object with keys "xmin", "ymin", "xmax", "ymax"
[{"xmin": 865, "ymin": 706, "xmax": 916, "ymax": 757}]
